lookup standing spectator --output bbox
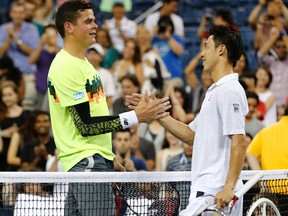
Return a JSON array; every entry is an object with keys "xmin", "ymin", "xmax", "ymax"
[
  {"xmin": 136, "ymin": 24, "xmax": 170, "ymax": 94},
  {"xmin": 113, "ymin": 129, "xmax": 147, "ymax": 171},
  {"xmin": 248, "ymin": 0, "xmax": 288, "ymax": 50},
  {"xmin": 96, "ymin": 27, "xmax": 121, "ymax": 70},
  {"xmin": 104, "ymin": 2, "xmax": 137, "ymax": 53},
  {"xmin": 245, "ymin": 91, "xmax": 265, "ymax": 137},
  {"xmin": 86, "ymin": 43, "xmax": 116, "ymax": 111},
  {"xmin": 20, "ymin": 110, "xmax": 55, "ymax": 171},
  {"xmin": 257, "ymin": 27, "xmax": 288, "ymax": 107},
  {"xmin": 0, "ymin": 81, "xmax": 29, "ymax": 171},
  {"xmin": 246, "ymin": 104, "xmax": 288, "ymax": 170},
  {"xmin": 152, "ymin": 15, "xmax": 184, "ymax": 94},
  {"xmin": 24, "ymin": 0, "xmax": 45, "ymax": 36},
  {"xmin": 145, "ymin": 0, "xmax": 184, "ymax": 38},
  {"xmin": 255, "ymin": 66, "xmax": 277, "ymax": 127},
  {"xmin": 112, "ymin": 40, "xmax": 143, "ymax": 100},
  {"xmin": 29, "ymin": 24, "xmax": 60, "ymax": 109},
  {"xmin": 33, "ymin": 0, "xmax": 54, "ymax": 26},
  {"xmin": 0, "ymin": 55, "xmax": 25, "ymax": 102},
  {"xmin": 0, "ymin": 1, "xmax": 40, "ymax": 110}
]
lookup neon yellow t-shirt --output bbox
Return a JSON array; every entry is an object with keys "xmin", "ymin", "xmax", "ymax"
[{"xmin": 47, "ymin": 49, "xmax": 114, "ymax": 171}]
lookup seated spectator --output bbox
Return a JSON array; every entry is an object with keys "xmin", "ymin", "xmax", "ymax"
[
  {"xmin": 20, "ymin": 110, "xmax": 56, "ymax": 171},
  {"xmin": 99, "ymin": 0, "xmax": 132, "ymax": 13},
  {"xmin": 234, "ymin": 52, "xmax": 252, "ymax": 75},
  {"xmin": 112, "ymin": 74, "xmax": 141, "ymax": 115},
  {"xmin": 257, "ymin": 27, "xmax": 288, "ymax": 107},
  {"xmin": 152, "ymin": 15, "xmax": 184, "ymax": 94},
  {"xmin": 96, "ymin": 27, "xmax": 121, "ymax": 70},
  {"xmin": 245, "ymin": 91, "xmax": 265, "ymax": 137},
  {"xmin": 86, "ymin": 43, "xmax": 116, "ymax": 111},
  {"xmin": 113, "ymin": 129, "xmax": 147, "ymax": 171},
  {"xmin": 129, "ymin": 125, "xmax": 156, "ymax": 171},
  {"xmin": 29, "ymin": 24, "xmax": 60, "ymax": 109},
  {"xmin": 0, "ymin": 55, "xmax": 25, "ymax": 102},
  {"xmin": 248, "ymin": 0, "xmax": 288, "ymax": 50},
  {"xmin": 255, "ymin": 66, "xmax": 277, "ymax": 127},
  {"xmin": 0, "ymin": 81, "xmax": 30, "ymax": 171},
  {"xmin": 155, "ymin": 130, "xmax": 183, "ymax": 171},
  {"xmin": 144, "ymin": 0, "xmax": 184, "ymax": 38},
  {"xmin": 103, "ymin": 2, "xmax": 137, "ymax": 53}
]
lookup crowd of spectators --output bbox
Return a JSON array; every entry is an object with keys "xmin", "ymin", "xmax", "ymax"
[{"xmin": 0, "ymin": 0, "xmax": 287, "ymax": 175}]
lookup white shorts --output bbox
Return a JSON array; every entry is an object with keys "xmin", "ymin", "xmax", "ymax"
[{"xmin": 179, "ymin": 191, "xmax": 243, "ymax": 216}]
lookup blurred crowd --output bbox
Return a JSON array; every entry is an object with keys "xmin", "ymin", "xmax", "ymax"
[{"xmin": 0, "ymin": 0, "xmax": 287, "ymax": 177}]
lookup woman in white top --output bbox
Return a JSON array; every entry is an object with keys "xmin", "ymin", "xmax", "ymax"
[
  {"xmin": 155, "ymin": 130, "xmax": 183, "ymax": 171},
  {"xmin": 255, "ymin": 66, "xmax": 277, "ymax": 127}
]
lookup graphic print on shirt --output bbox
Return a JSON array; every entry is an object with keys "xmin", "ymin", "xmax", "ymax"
[{"xmin": 48, "ymin": 75, "xmax": 105, "ymax": 104}]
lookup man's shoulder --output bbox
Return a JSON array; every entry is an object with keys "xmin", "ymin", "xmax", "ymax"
[{"xmin": 146, "ymin": 12, "xmax": 160, "ymax": 21}]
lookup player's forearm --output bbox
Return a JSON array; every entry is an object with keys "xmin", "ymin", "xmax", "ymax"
[
  {"xmin": 225, "ymin": 135, "xmax": 248, "ymax": 190},
  {"xmin": 159, "ymin": 116, "xmax": 194, "ymax": 145}
]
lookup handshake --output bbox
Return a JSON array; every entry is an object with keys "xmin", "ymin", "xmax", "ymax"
[{"xmin": 126, "ymin": 89, "xmax": 171, "ymax": 123}]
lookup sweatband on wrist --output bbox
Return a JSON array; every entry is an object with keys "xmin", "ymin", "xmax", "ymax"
[{"xmin": 119, "ymin": 110, "xmax": 139, "ymax": 129}]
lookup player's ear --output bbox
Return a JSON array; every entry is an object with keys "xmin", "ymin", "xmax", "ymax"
[
  {"xmin": 64, "ymin": 22, "xmax": 73, "ymax": 35},
  {"xmin": 218, "ymin": 44, "xmax": 226, "ymax": 56}
]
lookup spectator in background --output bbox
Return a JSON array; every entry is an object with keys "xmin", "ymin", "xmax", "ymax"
[
  {"xmin": 129, "ymin": 125, "xmax": 156, "ymax": 171},
  {"xmin": 169, "ymin": 87, "xmax": 195, "ymax": 124},
  {"xmin": 136, "ymin": 24, "xmax": 170, "ymax": 94},
  {"xmin": 0, "ymin": 55, "xmax": 25, "ymax": 102},
  {"xmin": 0, "ymin": 1, "xmax": 40, "ymax": 110},
  {"xmin": 96, "ymin": 27, "xmax": 121, "ymax": 70},
  {"xmin": 246, "ymin": 104, "xmax": 288, "ymax": 170},
  {"xmin": 20, "ymin": 110, "xmax": 55, "ymax": 171},
  {"xmin": 113, "ymin": 129, "xmax": 147, "ymax": 171},
  {"xmin": 248, "ymin": 0, "xmax": 288, "ymax": 50},
  {"xmin": 184, "ymin": 51, "xmax": 213, "ymax": 114},
  {"xmin": 245, "ymin": 91, "xmax": 265, "ymax": 137},
  {"xmin": 24, "ymin": 0, "xmax": 44, "ymax": 36},
  {"xmin": 33, "ymin": 0, "xmax": 54, "ymax": 26},
  {"xmin": 257, "ymin": 27, "xmax": 288, "ymax": 107},
  {"xmin": 86, "ymin": 43, "xmax": 116, "ymax": 111},
  {"xmin": 29, "ymin": 24, "xmax": 60, "ymax": 109},
  {"xmin": 112, "ymin": 74, "xmax": 141, "ymax": 115},
  {"xmin": 255, "ymin": 66, "xmax": 277, "ymax": 127},
  {"xmin": 234, "ymin": 52, "xmax": 251, "ymax": 75},
  {"xmin": 155, "ymin": 130, "xmax": 183, "ymax": 171},
  {"xmin": 99, "ymin": 0, "xmax": 132, "ymax": 13},
  {"xmin": 0, "ymin": 81, "xmax": 30, "ymax": 171},
  {"xmin": 145, "ymin": 0, "xmax": 184, "ymax": 38},
  {"xmin": 152, "ymin": 15, "xmax": 184, "ymax": 95},
  {"xmin": 112, "ymin": 38, "xmax": 143, "ymax": 99},
  {"xmin": 197, "ymin": 8, "xmax": 238, "ymax": 41},
  {"xmin": 104, "ymin": 2, "xmax": 137, "ymax": 53}
]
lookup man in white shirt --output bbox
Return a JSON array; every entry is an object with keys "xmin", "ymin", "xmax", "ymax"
[
  {"xmin": 127, "ymin": 25, "xmax": 249, "ymax": 215},
  {"xmin": 144, "ymin": 0, "xmax": 184, "ymax": 38},
  {"xmin": 104, "ymin": 2, "xmax": 137, "ymax": 53}
]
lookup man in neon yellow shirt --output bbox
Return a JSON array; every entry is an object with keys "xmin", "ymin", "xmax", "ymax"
[{"xmin": 48, "ymin": 1, "xmax": 171, "ymax": 215}]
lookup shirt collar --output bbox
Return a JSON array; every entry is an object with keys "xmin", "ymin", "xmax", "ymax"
[{"xmin": 208, "ymin": 73, "xmax": 238, "ymax": 91}]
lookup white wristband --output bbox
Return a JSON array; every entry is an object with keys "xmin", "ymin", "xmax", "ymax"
[{"xmin": 119, "ymin": 110, "xmax": 139, "ymax": 129}]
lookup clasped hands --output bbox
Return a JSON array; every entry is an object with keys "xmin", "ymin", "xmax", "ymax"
[{"xmin": 126, "ymin": 89, "xmax": 171, "ymax": 123}]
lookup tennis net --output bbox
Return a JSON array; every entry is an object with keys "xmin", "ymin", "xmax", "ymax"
[{"xmin": 0, "ymin": 170, "xmax": 287, "ymax": 215}]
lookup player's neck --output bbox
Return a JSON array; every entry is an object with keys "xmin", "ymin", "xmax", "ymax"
[
  {"xmin": 63, "ymin": 40, "xmax": 87, "ymax": 60},
  {"xmin": 211, "ymin": 62, "xmax": 233, "ymax": 83}
]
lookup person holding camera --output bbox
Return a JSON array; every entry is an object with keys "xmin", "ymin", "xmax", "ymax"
[
  {"xmin": 152, "ymin": 15, "xmax": 185, "ymax": 94},
  {"xmin": 248, "ymin": 0, "xmax": 288, "ymax": 50}
]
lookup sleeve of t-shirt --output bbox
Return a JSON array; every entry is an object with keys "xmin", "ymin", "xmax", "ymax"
[
  {"xmin": 218, "ymin": 90, "xmax": 246, "ymax": 136},
  {"xmin": 0, "ymin": 24, "xmax": 8, "ymax": 44},
  {"xmin": 51, "ymin": 63, "xmax": 89, "ymax": 107},
  {"xmin": 188, "ymin": 114, "xmax": 199, "ymax": 132},
  {"xmin": 246, "ymin": 132, "xmax": 262, "ymax": 158}
]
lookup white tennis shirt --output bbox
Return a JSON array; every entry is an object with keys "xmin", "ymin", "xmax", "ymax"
[{"xmin": 188, "ymin": 73, "xmax": 248, "ymax": 195}]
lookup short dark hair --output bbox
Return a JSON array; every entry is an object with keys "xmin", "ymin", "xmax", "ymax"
[
  {"xmin": 55, "ymin": 0, "xmax": 94, "ymax": 38},
  {"xmin": 246, "ymin": 91, "xmax": 259, "ymax": 105},
  {"xmin": 163, "ymin": 0, "xmax": 179, "ymax": 3},
  {"xmin": 209, "ymin": 25, "xmax": 242, "ymax": 67},
  {"xmin": 158, "ymin": 15, "xmax": 174, "ymax": 34},
  {"xmin": 119, "ymin": 74, "xmax": 140, "ymax": 88},
  {"xmin": 113, "ymin": 2, "xmax": 124, "ymax": 8}
]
